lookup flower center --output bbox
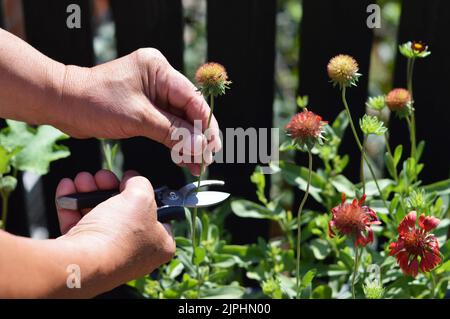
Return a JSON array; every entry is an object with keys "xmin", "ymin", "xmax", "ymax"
[
  {"xmin": 403, "ymin": 229, "xmax": 425, "ymax": 255},
  {"xmin": 334, "ymin": 204, "xmax": 367, "ymax": 234}
]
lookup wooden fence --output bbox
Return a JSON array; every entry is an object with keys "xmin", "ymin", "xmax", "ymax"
[{"xmin": 1, "ymin": 0, "xmax": 449, "ymax": 243}]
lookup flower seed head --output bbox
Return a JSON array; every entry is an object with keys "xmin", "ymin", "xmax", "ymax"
[
  {"xmin": 285, "ymin": 109, "xmax": 327, "ymax": 150},
  {"xmin": 385, "ymin": 88, "xmax": 411, "ymax": 112},
  {"xmin": 195, "ymin": 62, "xmax": 231, "ymax": 97},
  {"xmin": 327, "ymin": 54, "xmax": 361, "ymax": 89}
]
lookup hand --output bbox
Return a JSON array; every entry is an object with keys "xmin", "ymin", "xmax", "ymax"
[
  {"xmin": 55, "ymin": 169, "xmax": 175, "ymax": 297},
  {"xmin": 57, "ymin": 49, "xmax": 221, "ymax": 176}
]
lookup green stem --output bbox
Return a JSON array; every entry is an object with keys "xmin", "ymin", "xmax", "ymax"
[
  {"xmin": 406, "ymin": 58, "xmax": 417, "ymax": 160},
  {"xmin": 384, "ymin": 133, "xmax": 398, "ymax": 182},
  {"xmin": 430, "ymin": 271, "xmax": 436, "ymax": 299},
  {"xmin": 100, "ymin": 139, "xmax": 113, "ymax": 171},
  {"xmin": 341, "ymin": 88, "xmax": 388, "ymax": 209},
  {"xmin": 1, "ymin": 193, "xmax": 9, "ymax": 230},
  {"xmin": 405, "ymin": 115, "xmax": 416, "ymax": 160},
  {"xmin": 360, "ymin": 135, "xmax": 367, "ymax": 194},
  {"xmin": 351, "ymin": 244, "xmax": 360, "ymax": 299},
  {"xmin": 191, "ymin": 95, "xmax": 215, "ymax": 288},
  {"xmin": 296, "ymin": 150, "xmax": 312, "ymax": 299}
]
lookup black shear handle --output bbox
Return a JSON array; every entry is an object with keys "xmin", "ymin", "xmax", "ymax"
[{"xmin": 57, "ymin": 190, "xmax": 185, "ymax": 223}]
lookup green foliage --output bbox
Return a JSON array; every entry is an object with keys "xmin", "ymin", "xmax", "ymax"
[
  {"xmin": 0, "ymin": 120, "xmax": 70, "ymax": 175},
  {"xmin": 0, "ymin": 120, "xmax": 71, "ymax": 229}
]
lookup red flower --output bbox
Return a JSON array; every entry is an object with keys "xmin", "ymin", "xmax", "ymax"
[
  {"xmin": 328, "ymin": 194, "xmax": 381, "ymax": 247},
  {"xmin": 389, "ymin": 211, "xmax": 441, "ymax": 277},
  {"xmin": 285, "ymin": 109, "xmax": 327, "ymax": 149}
]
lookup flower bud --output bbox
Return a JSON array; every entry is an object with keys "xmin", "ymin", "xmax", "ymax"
[
  {"xmin": 195, "ymin": 62, "xmax": 231, "ymax": 97},
  {"xmin": 385, "ymin": 88, "xmax": 411, "ymax": 113},
  {"xmin": 327, "ymin": 54, "xmax": 361, "ymax": 88}
]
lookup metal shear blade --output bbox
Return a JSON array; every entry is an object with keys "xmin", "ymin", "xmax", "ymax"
[{"xmin": 159, "ymin": 180, "xmax": 230, "ymax": 208}]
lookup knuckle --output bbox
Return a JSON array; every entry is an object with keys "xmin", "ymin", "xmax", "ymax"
[
  {"xmin": 135, "ymin": 48, "xmax": 167, "ymax": 65},
  {"xmin": 160, "ymin": 236, "xmax": 176, "ymax": 262},
  {"xmin": 163, "ymin": 116, "xmax": 184, "ymax": 148}
]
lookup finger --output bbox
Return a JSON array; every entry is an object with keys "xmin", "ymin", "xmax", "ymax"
[
  {"xmin": 55, "ymin": 178, "xmax": 81, "ymax": 235},
  {"xmin": 146, "ymin": 107, "xmax": 206, "ymax": 156},
  {"xmin": 162, "ymin": 223, "xmax": 174, "ymax": 238},
  {"xmin": 74, "ymin": 172, "xmax": 98, "ymax": 216},
  {"xmin": 119, "ymin": 171, "xmax": 157, "ymax": 221},
  {"xmin": 119, "ymin": 170, "xmax": 141, "ymax": 193},
  {"xmin": 164, "ymin": 69, "xmax": 222, "ymax": 151},
  {"xmin": 94, "ymin": 169, "xmax": 120, "ymax": 190}
]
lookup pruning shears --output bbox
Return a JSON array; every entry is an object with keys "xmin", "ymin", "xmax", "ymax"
[{"xmin": 56, "ymin": 180, "xmax": 230, "ymax": 223}]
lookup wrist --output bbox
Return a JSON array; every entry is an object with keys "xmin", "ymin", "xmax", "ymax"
[{"xmin": 47, "ymin": 64, "xmax": 93, "ymax": 137}]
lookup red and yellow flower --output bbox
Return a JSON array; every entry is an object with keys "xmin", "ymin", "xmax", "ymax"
[
  {"xmin": 389, "ymin": 211, "xmax": 441, "ymax": 277},
  {"xmin": 328, "ymin": 194, "xmax": 381, "ymax": 247}
]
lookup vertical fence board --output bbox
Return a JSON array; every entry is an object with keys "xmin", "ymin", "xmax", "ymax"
[
  {"xmin": 207, "ymin": 0, "xmax": 276, "ymax": 243},
  {"xmin": 110, "ymin": 0, "xmax": 185, "ymax": 188},
  {"xmin": 22, "ymin": 0, "xmax": 101, "ymax": 238},
  {"xmin": 391, "ymin": 0, "xmax": 450, "ymax": 183},
  {"xmin": 0, "ymin": 0, "xmax": 3, "ymax": 27},
  {"xmin": 297, "ymin": 0, "xmax": 374, "ymax": 185}
]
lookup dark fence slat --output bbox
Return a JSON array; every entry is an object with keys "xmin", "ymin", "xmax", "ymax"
[
  {"xmin": 22, "ymin": 0, "xmax": 101, "ymax": 237},
  {"xmin": 297, "ymin": 0, "xmax": 374, "ymax": 184},
  {"xmin": 207, "ymin": 0, "xmax": 276, "ymax": 243},
  {"xmin": 0, "ymin": 0, "xmax": 3, "ymax": 28},
  {"xmin": 391, "ymin": 0, "xmax": 450, "ymax": 182},
  {"xmin": 110, "ymin": 0, "xmax": 185, "ymax": 188}
]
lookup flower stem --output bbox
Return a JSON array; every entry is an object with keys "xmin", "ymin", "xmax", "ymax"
[
  {"xmin": 406, "ymin": 58, "xmax": 417, "ymax": 160},
  {"xmin": 351, "ymin": 244, "xmax": 360, "ymax": 299},
  {"xmin": 101, "ymin": 139, "xmax": 114, "ymax": 171},
  {"xmin": 191, "ymin": 95, "xmax": 215, "ymax": 273},
  {"xmin": 1, "ymin": 193, "xmax": 9, "ymax": 230},
  {"xmin": 430, "ymin": 271, "xmax": 437, "ymax": 299},
  {"xmin": 296, "ymin": 150, "xmax": 312, "ymax": 299},
  {"xmin": 360, "ymin": 135, "xmax": 367, "ymax": 194},
  {"xmin": 341, "ymin": 88, "xmax": 388, "ymax": 209}
]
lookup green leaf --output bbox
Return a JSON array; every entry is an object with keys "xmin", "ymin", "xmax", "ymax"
[
  {"xmin": 2, "ymin": 121, "xmax": 70, "ymax": 175},
  {"xmin": 393, "ymin": 145, "xmax": 403, "ymax": 166},
  {"xmin": 0, "ymin": 175, "xmax": 17, "ymax": 195},
  {"xmin": 201, "ymin": 284, "xmax": 245, "ymax": 299},
  {"xmin": 301, "ymin": 269, "xmax": 316, "ymax": 289},
  {"xmin": 312, "ymin": 285, "xmax": 332, "ymax": 299},
  {"xmin": 250, "ymin": 167, "xmax": 268, "ymax": 205},
  {"xmin": 332, "ymin": 110, "xmax": 349, "ymax": 139},
  {"xmin": 0, "ymin": 120, "xmax": 34, "ymax": 150},
  {"xmin": 436, "ymin": 260, "xmax": 450, "ymax": 275},
  {"xmin": 365, "ymin": 179, "xmax": 394, "ymax": 197},
  {"xmin": 296, "ymin": 95, "xmax": 309, "ymax": 108},
  {"xmin": 385, "ymin": 152, "xmax": 396, "ymax": 180},
  {"xmin": 231, "ymin": 199, "xmax": 275, "ymax": 220},
  {"xmin": 309, "ymin": 238, "xmax": 331, "ymax": 260},
  {"xmin": 416, "ymin": 141, "xmax": 425, "ymax": 161},
  {"xmin": 278, "ymin": 161, "xmax": 324, "ymax": 203},
  {"xmin": 193, "ymin": 247, "xmax": 206, "ymax": 265},
  {"xmin": 330, "ymin": 175, "xmax": 355, "ymax": 197},
  {"xmin": 423, "ymin": 179, "xmax": 450, "ymax": 197}
]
